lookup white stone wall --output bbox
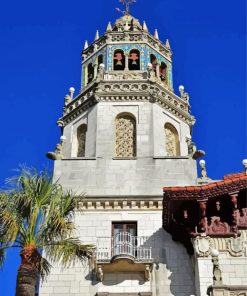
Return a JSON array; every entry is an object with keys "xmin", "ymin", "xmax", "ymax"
[
  {"xmin": 194, "ymin": 232, "xmax": 247, "ymax": 296},
  {"xmin": 39, "ymin": 210, "xmax": 196, "ymax": 296},
  {"xmin": 62, "ymin": 101, "xmax": 191, "ymax": 159}
]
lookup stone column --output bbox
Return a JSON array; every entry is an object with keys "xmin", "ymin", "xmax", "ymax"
[
  {"xmin": 230, "ymin": 192, "xmax": 239, "ymax": 232},
  {"xmin": 198, "ymin": 200, "xmax": 207, "ymax": 232},
  {"xmin": 125, "ymin": 54, "xmax": 129, "ymax": 71},
  {"xmin": 156, "ymin": 63, "xmax": 160, "ymax": 79}
]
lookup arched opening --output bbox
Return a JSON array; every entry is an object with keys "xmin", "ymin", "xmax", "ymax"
[
  {"xmin": 98, "ymin": 54, "xmax": 103, "ymax": 66},
  {"xmin": 87, "ymin": 63, "xmax": 94, "ymax": 84},
  {"xmin": 77, "ymin": 124, "xmax": 87, "ymax": 157},
  {"xmin": 150, "ymin": 54, "xmax": 157, "ymax": 73},
  {"xmin": 115, "ymin": 113, "xmax": 136, "ymax": 157},
  {"xmin": 160, "ymin": 62, "xmax": 167, "ymax": 82},
  {"xmin": 128, "ymin": 49, "xmax": 140, "ymax": 71},
  {"xmin": 113, "ymin": 50, "xmax": 125, "ymax": 70},
  {"xmin": 164, "ymin": 123, "xmax": 180, "ymax": 156}
]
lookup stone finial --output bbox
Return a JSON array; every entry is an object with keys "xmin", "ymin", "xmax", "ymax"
[
  {"xmin": 143, "ymin": 21, "xmax": 148, "ymax": 32},
  {"xmin": 106, "ymin": 22, "xmax": 112, "ymax": 32},
  {"xmin": 165, "ymin": 39, "xmax": 171, "ymax": 50},
  {"xmin": 199, "ymin": 160, "xmax": 207, "ymax": 178},
  {"xmin": 242, "ymin": 159, "xmax": 247, "ymax": 175},
  {"xmin": 154, "ymin": 29, "xmax": 159, "ymax": 40},
  {"xmin": 69, "ymin": 87, "xmax": 75, "ymax": 99},
  {"xmin": 84, "ymin": 40, "xmax": 89, "ymax": 50},
  {"xmin": 94, "ymin": 30, "xmax": 100, "ymax": 41},
  {"xmin": 179, "ymin": 85, "xmax": 185, "ymax": 96}
]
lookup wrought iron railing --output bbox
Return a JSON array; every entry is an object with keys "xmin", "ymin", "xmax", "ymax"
[{"xmin": 96, "ymin": 232, "xmax": 152, "ymax": 262}]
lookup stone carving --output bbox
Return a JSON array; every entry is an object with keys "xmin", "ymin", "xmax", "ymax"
[
  {"xmin": 115, "ymin": 115, "xmax": 136, "ymax": 157},
  {"xmin": 207, "ymin": 217, "xmax": 230, "ymax": 235},
  {"xmin": 165, "ymin": 124, "xmax": 179, "ymax": 156},
  {"xmin": 227, "ymin": 237, "xmax": 243, "ymax": 257},
  {"xmin": 46, "ymin": 136, "xmax": 66, "ymax": 160},
  {"xmin": 96, "ymin": 63, "xmax": 105, "ymax": 82},
  {"xmin": 77, "ymin": 124, "xmax": 87, "ymax": 157},
  {"xmin": 212, "ymin": 255, "xmax": 222, "ymax": 286},
  {"xmin": 194, "ymin": 236, "xmax": 214, "ymax": 257}
]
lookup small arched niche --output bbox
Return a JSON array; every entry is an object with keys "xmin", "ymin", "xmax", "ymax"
[
  {"xmin": 115, "ymin": 113, "xmax": 136, "ymax": 157},
  {"xmin": 128, "ymin": 49, "xmax": 140, "ymax": 71},
  {"xmin": 160, "ymin": 62, "xmax": 167, "ymax": 82},
  {"xmin": 164, "ymin": 123, "xmax": 180, "ymax": 156},
  {"xmin": 150, "ymin": 54, "xmax": 157, "ymax": 72},
  {"xmin": 87, "ymin": 63, "xmax": 94, "ymax": 84},
  {"xmin": 77, "ymin": 124, "xmax": 87, "ymax": 157},
  {"xmin": 113, "ymin": 50, "xmax": 125, "ymax": 71},
  {"xmin": 98, "ymin": 54, "xmax": 103, "ymax": 66}
]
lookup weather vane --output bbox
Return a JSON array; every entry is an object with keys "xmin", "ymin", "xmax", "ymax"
[{"xmin": 116, "ymin": 0, "xmax": 137, "ymax": 15}]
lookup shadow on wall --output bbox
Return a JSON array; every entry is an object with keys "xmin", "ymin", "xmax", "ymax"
[
  {"xmin": 143, "ymin": 228, "xmax": 196, "ymax": 296},
  {"xmin": 86, "ymin": 227, "xmax": 196, "ymax": 296}
]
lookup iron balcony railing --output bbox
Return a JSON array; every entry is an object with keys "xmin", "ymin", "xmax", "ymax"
[{"xmin": 96, "ymin": 232, "xmax": 152, "ymax": 262}]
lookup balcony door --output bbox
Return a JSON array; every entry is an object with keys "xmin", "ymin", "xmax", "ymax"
[{"xmin": 112, "ymin": 222, "xmax": 137, "ymax": 257}]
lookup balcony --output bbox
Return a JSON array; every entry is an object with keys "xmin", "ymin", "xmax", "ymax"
[{"xmin": 95, "ymin": 233, "xmax": 153, "ymax": 281}]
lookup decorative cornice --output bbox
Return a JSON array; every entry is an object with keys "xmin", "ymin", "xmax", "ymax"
[{"xmin": 77, "ymin": 196, "xmax": 162, "ymax": 211}]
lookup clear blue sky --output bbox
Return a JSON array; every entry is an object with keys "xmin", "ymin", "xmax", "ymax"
[{"xmin": 0, "ymin": 0, "xmax": 246, "ymax": 294}]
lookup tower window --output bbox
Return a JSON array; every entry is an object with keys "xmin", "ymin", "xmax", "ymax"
[
  {"xmin": 98, "ymin": 54, "xmax": 103, "ymax": 66},
  {"xmin": 165, "ymin": 123, "xmax": 180, "ymax": 156},
  {"xmin": 150, "ymin": 54, "xmax": 157, "ymax": 73},
  {"xmin": 77, "ymin": 124, "xmax": 87, "ymax": 157},
  {"xmin": 115, "ymin": 113, "xmax": 136, "ymax": 157},
  {"xmin": 128, "ymin": 49, "xmax": 140, "ymax": 71},
  {"xmin": 113, "ymin": 50, "xmax": 125, "ymax": 70},
  {"xmin": 87, "ymin": 63, "xmax": 94, "ymax": 84},
  {"xmin": 160, "ymin": 62, "xmax": 167, "ymax": 82}
]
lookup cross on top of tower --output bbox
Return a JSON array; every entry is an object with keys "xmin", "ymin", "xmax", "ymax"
[{"xmin": 118, "ymin": 0, "xmax": 137, "ymax": 15}]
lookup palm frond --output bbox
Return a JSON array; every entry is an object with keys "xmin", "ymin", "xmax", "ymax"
[
  {"xmin": 40, "ymin": 257, "xmax": 52, "ymax": 282},
  {"xmin": 0, "ymin": 247, "xmax": 6, "ymax": 269},
  {"xmin": 44, "ymin": 238, "xmax": 94, "ymax": 268}
]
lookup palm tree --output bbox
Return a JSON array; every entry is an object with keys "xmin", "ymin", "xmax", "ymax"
[{"xmin": 0, "ymin": 167, "xmax": 93, "ymax": 296}]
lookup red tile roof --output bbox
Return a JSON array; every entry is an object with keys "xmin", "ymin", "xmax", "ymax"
[{"xmin": 163, "ymin": 172, "xmax": 247, "ymax": 200}]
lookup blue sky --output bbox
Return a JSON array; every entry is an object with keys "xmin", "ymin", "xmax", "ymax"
[{"xmin": 0, "ymin": 0, "xmax": 246, "ymax": 294}]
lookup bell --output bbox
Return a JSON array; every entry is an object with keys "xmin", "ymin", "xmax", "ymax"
[
  {"xmin": 116, "ymin": 60, "xmax": 123, "ymax": 66},
  {"xmin": 131, "ymin": 60, "xmax": 137, "ymax": 65}
]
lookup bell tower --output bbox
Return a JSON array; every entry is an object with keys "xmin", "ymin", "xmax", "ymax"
[
  {"xmin": 42, "ymin": 6, "xmax": 203, "ymax": 296},
  {"xmin": 47, "ymin": 11, "xmax": 201, "ymax": 196}
]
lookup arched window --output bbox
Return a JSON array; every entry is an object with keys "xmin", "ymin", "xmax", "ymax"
[
  {"xmin": 98, "ymin": 54, "xmax": 103, "ymax": 66},
  {"xmin": 115, "ymin": 113, "xmax": 136, "ymax": 157},
  {"xmin": 87, "ymin": 63, "xmax": 94, "ymax": 84},
  {"xmin": 77, "ymin": 124, "xmax": 87, "ymax": 157},
  {"xmin": 150, "ymin": 54, "xmax": 157, "ymax": 73},
  {"xmin": 128, "ymin": 49, "xmax": 140, "ymax": 70},
  {"xmin": 113, "ymin": 50, "xmax": 125, "ymax": 70},
  {"xmin": 160, "ymin": 62, "xmax": 167, "ymax": 82},
  {"xmin": 165, "ymin": 123, "xmax": 180, "ymax": 156}
]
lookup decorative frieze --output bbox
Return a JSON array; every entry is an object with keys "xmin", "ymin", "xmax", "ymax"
[
  {"xmin": 193, "ymin": 231, "xmax": 247, "ymax": 257},
  {"xmin": 78, "ymin": 199, "xmax": 163, "ymax": 211}
]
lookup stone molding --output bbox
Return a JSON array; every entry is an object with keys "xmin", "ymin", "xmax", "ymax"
[
  {"xmin": 60, "ymin": 79, "xmax": 193, "ymax": 127},
  {"xmin": 78, "ymin": 198, "xmax": 162, "ymax": 211}
]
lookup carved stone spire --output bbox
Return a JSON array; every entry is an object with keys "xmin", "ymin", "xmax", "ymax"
[
  {"xmin": 106, "ymin": 22, "xmax": 112, "ymax": 32},
  {"xmin": 84, "ymin": 40, "xmax": 89, "ymax": 50},
  {"xmin": 143, "ymin": 21, "xmax": 148, "ymax": 32},
  {"xmin": 165, "ymin": 39, "xmax": 171, "ymax": 50},
  {"xmin": 95, "ymin": 30, "xmax": 99, "ymax": 41},
  {"xmin": 154, "ymin": 29, "xmax": 159, "ymax": 40}
]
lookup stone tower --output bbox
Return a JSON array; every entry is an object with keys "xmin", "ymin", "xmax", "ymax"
[{"xmin": 41, "ymin": 10, "xmax": 204, "ymax": 296}]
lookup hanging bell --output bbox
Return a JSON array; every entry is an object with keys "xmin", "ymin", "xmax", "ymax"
[
  {"xmin": 131, "ymin": 60, "xmax": 137, "ymax": 65},
  {"xmin": 116, "ymin": 60, "xmax": 123, "ymax": 66}
]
